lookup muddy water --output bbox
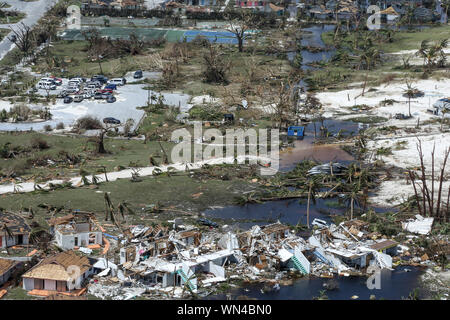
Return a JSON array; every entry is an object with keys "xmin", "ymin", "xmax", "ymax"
[
  {"xmin": 279, "ymin": 119, "xmax": 360, "ymax": 171},
  {"xmin": 279, "ymin": 136, "xmax": 354, "ymax": 171},
  {"xmin": 207, "ymin": 265, "xmax": 427, "ymax": 300},
  {"xmin": 204, "ymin": 198, "xmax": 346, "ymax": 229}
]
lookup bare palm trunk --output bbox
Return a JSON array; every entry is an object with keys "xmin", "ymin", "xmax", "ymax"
[
  {"xmin": 307, "ymin": 185, "xmax": 311, "ymax": 228},
  {"xmin": 408, "ymin": 98, "xmax": 411, "ymax": 117},
  {"xmin": 350, "ymin": 197, "xmax": 354, "ymax": 220}
]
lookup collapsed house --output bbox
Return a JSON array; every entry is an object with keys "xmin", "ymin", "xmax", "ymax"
[
  {"xmin": 0, "ymin": 212, "xmax": 31, "ymax": 248},
  {"xmin": 119, "ymin": 226, "xmax": 238, "ymax": 292},
  {"xmin": 306, "ymin": 219, "xmax": 399, "ymax": 275},
  {"xmin": 22, "ymin": 250, "xmax": 94, "ymax": 293},
  {"xmin": 48, "ymin": 213, "xmax": 103, "ymax": 250},
  {"xmin": 89, "ymin": 219, "xmax": 408, "ymax": 299},
  {"xmin": 0, "ymin": 258, "xmax": 20, "ymax": 286},
  {"xmin": 237, "ymin": 223, "xmax": 310, "ymax": 275}
]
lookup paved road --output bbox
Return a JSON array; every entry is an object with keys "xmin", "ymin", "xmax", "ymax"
[{"xmin": 0, "ymin": 0, "xmax": 58, "ymax": 60}]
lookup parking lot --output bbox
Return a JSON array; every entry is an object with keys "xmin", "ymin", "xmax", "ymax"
[{"xmin": 0, "ymin": 75, "xmax": 191, "ymax": 132}]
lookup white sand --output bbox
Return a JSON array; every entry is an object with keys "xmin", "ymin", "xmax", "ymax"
[{"xmin": 316, "ymin": 78, "xmax": 450, "ymax": 207}]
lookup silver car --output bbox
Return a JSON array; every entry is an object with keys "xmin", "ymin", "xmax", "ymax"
[{"xmin": 73, "ymin": 95, "xmax": 84, "ymax": 102}]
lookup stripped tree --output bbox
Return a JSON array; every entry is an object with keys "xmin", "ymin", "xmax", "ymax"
[{"xmin": 408, "ymin": 140, "xmax": 450, "ymax": 221}]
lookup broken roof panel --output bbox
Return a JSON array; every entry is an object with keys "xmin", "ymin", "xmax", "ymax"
[
  {"xmin": 0, "ymin": 258, "xmax": 16, "ymax": 275},
  {"xmin": 0, "ymin": 212, "xmax": 31, "ymax": 236},
  {"xmin": 370, "ymin": 240, "xmax": 398, "ymax": 251}
]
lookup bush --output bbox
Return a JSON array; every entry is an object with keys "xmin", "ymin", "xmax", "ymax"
[
  {"xmin": 74, "ymin": 116, "xmax": 103, "ymax": 130},
  {"xmin": 188, "ymin": 105, "xmax": 222, "ymax": 121},
  {"xmin": 44, "ymin": 124, "xmax": 52, "ymax": 132},
  {"xmin": 56, "ymin": 122, "xmax": 64, "ymax": 130},
  {"xmin": 31, "ymin": 137, "xmax": 50, "ymax": 150}
]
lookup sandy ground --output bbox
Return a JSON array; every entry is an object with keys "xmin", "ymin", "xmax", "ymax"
[
  {"xmin": 315, "ymin": 78, "xmax": 450, "ymax": 207},
  {"xmin": 389, "ymin": 48, "xmax": 450, "ymax": 66}
]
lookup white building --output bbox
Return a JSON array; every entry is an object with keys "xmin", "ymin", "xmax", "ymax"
[
  {"xmin": 51, "ymin": 213, "xmax": 103, "ymax": 250},
  {"xmin": 0, "ymin": 212, "xmax": 30, "ymax": 249},
  {"xmin": 22, "ymin": 250, "xmax": 94, "ymax": 293}
]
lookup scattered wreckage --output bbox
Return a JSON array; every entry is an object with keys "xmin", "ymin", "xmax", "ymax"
[{"xmin": 86, "ymin": 220, "xmax": 412, "ymax": 299}]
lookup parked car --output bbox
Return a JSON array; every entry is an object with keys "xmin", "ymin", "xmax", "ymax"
[
  {"xmin": 66, "ymin": 87, "xmax": 79, "ymax": 94},
  {"xmin": 68, "ymin": 80, "xmax": 81, "ymax": 88},
  {"xmin": 106, "ymin": 95, "xmax": 116, "ymax": 103},
  {"xmin": 103, "ymin": 117, "xmax": 121, "ymax": 124},
  {"xmin": 50, "ymin": 77, "xmax": 63, "ymax": 86},
  {"xmin": 99, "ymin": 88, "xmax": 113, "ymax": 94},
  {"xmin": 73, "ymin": 95, "xmax": 84, "ymax": 102},
  {"xmin": 107, "ymin": 78, "xmax": 126, "ymax": 86},
  {"xmin": 133, "ymin": 70, "xmax": 143, "ymax": 79},
  {"xmin": 104, "ymin": 84, "xmax": 117, "ymax": 90},
  {"xmin": 38, "ymin": 81, "xmax": 56, "ymax": 90},
  {"xmin": 85, "ymin": 82, "xmax": 100, "ymax": 89},
  {"xmin": 91, "ymin": 75, "xmax": 108, "ymax": 84},
  {"xmin": 94, "ymin": 92, "xmax": 104, "ymax": 99},
  {"xmin": 40, "ymin": 77, "xmax": 56, "ymax": 84},
  {"xmin": 63, "ymin": 96, "xmax": 73, "ymax": 103},
  {"xmin": 102, "ymin": 92, "xmax": 113, "ymax": 99},
  {"xmin": 70, "ymin": 77, "xmax": 85, "ymax": 83},
  {"xmin": 83, "ymin": 92, "xmax": 93, "ymax": 99}
]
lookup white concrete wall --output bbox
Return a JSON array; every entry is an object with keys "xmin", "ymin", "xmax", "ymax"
[
  {"xmin": 56, "ymin": 231, "xmax": 102, "ymax": 250},
  {"xmin": 44, "ymin": 279, "xmax": 56, "ymax": 291},
  {"xmin": 0, "ymin": 234, "xmax": 28, "ymax": 248},
  {"xmin": 23, "ymin": 278, "xmax": 34, "ymax": 291}
]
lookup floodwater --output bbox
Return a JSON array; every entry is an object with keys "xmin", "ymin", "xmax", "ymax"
[
  {"xmin": 287, "ymin": 24, "xmax": 336, "ymax": 71},
  {"xmin": 204, "ymin": 197, "xmax": 346, "ymax": 229},
  {"xmin": 207, "ymin": 265, "xmax": 427, "ymax": 300},
  {"xmin": 279, "ymin": 119, "xmax": 360, "ymax": 171}
]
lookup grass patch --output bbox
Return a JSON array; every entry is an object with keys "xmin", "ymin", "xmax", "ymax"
[
  {"xmin": 0, "ymin": 132, "xmax": 175, "ymax": 180},
  {"xmin": 0, "ymin": 173, "xmax": 255, "ymax": 227},
  {"xmin": 0, "ymin": 12, "xmax": 25, "ymax": 24}
]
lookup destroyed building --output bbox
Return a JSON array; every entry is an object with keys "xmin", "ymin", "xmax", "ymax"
[
  {"xmin": 0, "ymin": 212, "xmax": 31, "ymax": 248},
  {"xmin": 0, "ymin": 258, "xmax": 20, "ymax": 286},
  {"xmin": 49, "ymin": 213, "xmax": 103, "ymax": 250}
]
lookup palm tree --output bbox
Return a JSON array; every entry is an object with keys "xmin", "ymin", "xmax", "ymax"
[
  {"xmin": 357, "ymin": 47, "xmax": 381, "ymax": 71},
  {"xmin": 302, "ymin": 176, "xmax": 322, "ymax": 228},
  {"xmin": 346, "ymin": 163, "xmax": 358, "ymax": 183},
  {"xmin": 403, "ymin": 80, "xmax": 417, "ymax": 117},
  {"xmin": 344, "ymin": 184, "xmax": 362, "ymax": 220},
  {"xmin": 0, "ymin": 223, "xmax": 13, "ymax": 255},
  {"xmin": 416, "ymin": 39, "xmax": 448, "ymax": 72}
]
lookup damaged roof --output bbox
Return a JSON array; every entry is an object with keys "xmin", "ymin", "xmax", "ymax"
[
  {"xmin": 370, "ymin": 240, "xmax": 398, "ymax": 251},
  {"xmin": 0, "ymin": 212, "xmax": 31, "ymax": 236},
  {"xmin": 22, "ymin": 250, "xmax": 91, "ymax": 281},
  {"xmin": 261, "ymin": 223, "xmax": 290, "ymax": 235},
  {"xmin": 0, "ymin": 258, "xmax": 16, "ymax": 275}
]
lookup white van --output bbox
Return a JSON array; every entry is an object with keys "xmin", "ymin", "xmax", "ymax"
[
  {"xmin": 38, "ymin": 80, "xmax": 56, "ymax": 90},
  {"xmin": 40, "ymin": 77, "xmax": 55, "ymax": 84},
  {"xmin": 107, "ymin": 78, "xmax": 125, "ymax": 86},
  {"xmin": 68, "ymin": 80, "xmax": 80, "ymax": 88}
]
